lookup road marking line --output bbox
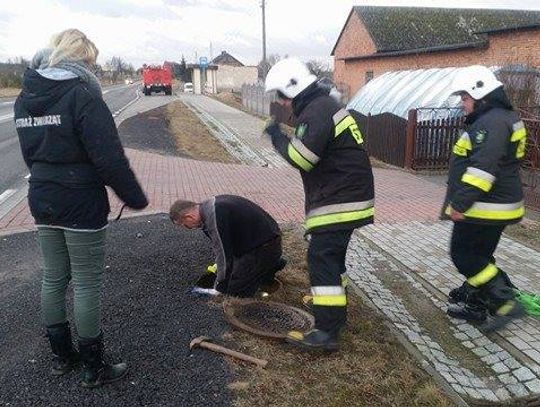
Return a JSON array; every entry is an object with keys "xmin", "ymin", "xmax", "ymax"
[
  {"xmin": 24, "ymin": 173, "xmax": 30, "ymax": 179},
  {"xmin": 0, "ymin": 114, "xmax": 13, "ymax": 122},
  {"xmin": 0, "ymin": 101, "xmax": 15, "ymax": 106},
  {"xmin": 0, "ymin": 189, "xmax": 16, "ymax": 204}
]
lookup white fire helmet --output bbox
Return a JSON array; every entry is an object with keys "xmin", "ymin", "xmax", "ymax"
[
  {"xmin": 264, "ymin": 57, "xmax": 317, "ymax": 99},
  {"xmin": 451, "ymin": 65, "xmax": 503, "ymax": 100}
]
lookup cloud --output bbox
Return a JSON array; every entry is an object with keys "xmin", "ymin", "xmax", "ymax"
[
  {"xmin": 56, "ymin": 0, "xmax": 174, "ymax": 20},
  {"xmin": 0, "ymin": 0, "xmax": 538, "ymax": 67}
]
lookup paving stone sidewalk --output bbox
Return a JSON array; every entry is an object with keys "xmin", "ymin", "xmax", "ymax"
[{"xmin": 3, "ymin": 94, "xmax": 540, "ymax": 403}]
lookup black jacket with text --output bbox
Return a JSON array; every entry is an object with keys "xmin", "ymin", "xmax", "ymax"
[{"xmin": 14, "ymin": 68, "xmax": 147, "ymax": 230}]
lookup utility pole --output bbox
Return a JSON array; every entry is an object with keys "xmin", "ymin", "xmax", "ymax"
[{"xmin": 261, "ymin": 0, "xmax": 267, "ymax": 63}]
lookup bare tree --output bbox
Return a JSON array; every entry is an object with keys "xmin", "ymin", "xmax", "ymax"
[
  {"xmin": 106, "ymin": 56, "xmax": 130, "ymax": 82},
  {"xmin": 257, "ymin": 53, "xmax": 282, "ymax": 81},
  {"xmin": 306, "ymin": 59, "xmax": 332, "ymax": 79}
]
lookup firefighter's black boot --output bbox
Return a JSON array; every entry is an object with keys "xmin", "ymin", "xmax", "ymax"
[
  {"xmin": 447, "ymin": 303, "xmax": 487, "ymax": 322},
  {"xmin": 285, "ymin": 329, "xmax": 339, "ymax": 352},
  {"xmin": 78, "ymin": 333, "xmax": 128, "ymax": 388},
  {"xmin": 448, "ymin": 282, "xmax": 472, "ymax": 305},
  {"xmin": 481, "ymin": 274, "xmax": 525, "ymax": 332},
  {"xmin": 46, "ymin": 321, "xmax": 79, "ymax": 376},
  {"xmin": 447, "ymin": 287, "xmax": 487, "ymax": 322}
]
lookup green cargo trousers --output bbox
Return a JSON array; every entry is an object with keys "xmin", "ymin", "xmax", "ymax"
[{"xmin": 37, "ymin": 227, "xmax": 106, "ymax": 339}]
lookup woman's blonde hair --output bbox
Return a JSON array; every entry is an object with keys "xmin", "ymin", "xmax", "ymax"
[{"xmin": 48, "ymin": 29, "xmax": 99, "ymax": 67}]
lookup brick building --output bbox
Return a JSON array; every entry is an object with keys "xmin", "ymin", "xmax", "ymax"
[{"xmin": 332, "ymin": 6, "xmax": 540, "ymax": 98}]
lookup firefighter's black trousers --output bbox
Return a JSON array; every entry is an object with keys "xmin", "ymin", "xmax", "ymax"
[
  {"xmin": 450, "ymin": 222, "xmax": 516, "ymax": 309},
  {"xmin": 308, "ymin": 229, "xmax": 353, "ymax": 336},
  {"xmin": 450, "ymin": 222, "xmax": 505, "ymax": 279}
]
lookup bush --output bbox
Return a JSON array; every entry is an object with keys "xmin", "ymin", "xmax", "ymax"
[{"xmin": 0, "ymin": 72, "xmax": 22, "ymax": 88}]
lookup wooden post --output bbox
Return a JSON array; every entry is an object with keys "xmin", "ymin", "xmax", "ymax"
[{"xmin": 404, "ymin": 109, "xmax": 418, "ymax": 169}]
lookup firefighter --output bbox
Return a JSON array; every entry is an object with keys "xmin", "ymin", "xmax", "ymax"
[
  {"xmin": 444, "ymin": 65, "xmax": 526, "ymax": 332},
  {"xmin": 264, "ymin": 58, "xmax": 375, "ymax": 351}
]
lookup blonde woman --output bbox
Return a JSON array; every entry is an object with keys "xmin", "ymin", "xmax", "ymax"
[{"xmin": 14, "ymin": 29, "xmax": 148, "ymax": 387}]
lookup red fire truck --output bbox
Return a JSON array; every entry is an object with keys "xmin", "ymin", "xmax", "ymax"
[{"xmin": 142, "ymin": 65, "xmax": 172, "ymax": 96}]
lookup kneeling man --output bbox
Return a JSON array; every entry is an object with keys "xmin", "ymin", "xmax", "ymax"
[{"xmin": 170, "ymin": 195, "xmax": 286, "ymax": 297}]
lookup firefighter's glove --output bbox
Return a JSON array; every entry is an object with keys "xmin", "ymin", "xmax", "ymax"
[{"xmin": 263, "ymin": 117, "xmax": 281, "ymax": 138}]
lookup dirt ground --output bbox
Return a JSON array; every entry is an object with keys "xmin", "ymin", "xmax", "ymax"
[
  {"xmin": 221, "ymin": 225, "xmax": 455, "ymax": 407},
  {"xmin": 505, "ymin": 221, "xmax": 540, "ymax": 250},
  {"xmin": 157, "ymin": 105, "xmax": 456, "ymax": 405},
  {"xmin": 211, "ymin": 91, "xmax": 244, "ymax": 112},
  {"xmin": 0, "ymin": 87, "xmax": 20, "ymax": 98},
  {"xmin": 166, "ymin": 100, "xmax": 240, "ymax": 164}
]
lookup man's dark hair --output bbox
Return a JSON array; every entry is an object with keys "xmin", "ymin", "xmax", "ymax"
[{"xmin": 169, "ymin": 200, "xmax": 197, "ymax": 222}]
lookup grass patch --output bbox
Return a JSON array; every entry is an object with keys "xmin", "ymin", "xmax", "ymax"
[
  {"xmin": 505, "ymin": 221, "xmax": 540, "ymax": 250},
  {"xmin": 211, "ymin": 91, "xmax": 244, "ymax": 111},
  {"xmin": 0, "ymin": 87, "xmax": 20, "ymax": 98},
  {"xmin": 220, "ymin": 224, "xmax": 454, "ymax": 407},
  {"xmin": 165, "ymin": 100, "xmax": 239, "ymax": 164}
]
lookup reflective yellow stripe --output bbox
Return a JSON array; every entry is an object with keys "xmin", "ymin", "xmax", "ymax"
[
  {"xmin": 461, "ymin": 173, "xmax": 493, "ymax": 192},
  {"xmin": 453, "ymin": 133, "xmax": 472, "ymax": 156},
  {"xmin": 335, "ymin": 115, "xmax": 356, "ymax": 137},
  {"xmin": 464, "ymin": 205, "xmax": 524, "ymax": 220},
  {"xmin": 334, "ymin": 115, "xmax": 364, "ymax": 144},
  {"xmin": 467, "ymin": 263, "xmax": 498, "ymax": 287},
  {"xmin": 511, "ymin": 127, "xmax": 527, "ymax": 159},
  {"xmin": 496, "ymin": 301, "xmax": 515, "ymax": 316},
  {"xmin": 453, "ymin": 145, "xmax": 468, "ymax": 156},
  {"xmin": 287, "ymin": 143, "xmax": 313, "ymax": 171},
  {"xmin": 312, "ymin": 294, "xmax": 347, "ymax": 306},
  {"xmin": 445, "ymin": 202, "xmax": 524, "ymax": 221},
  {"xmin": 511, "ymin": 128, "xmax": 527, "ymax": 142},
  {"xmin": 207, "ymin": 264, "xmax": 217, "ymax": 273},
  {"xmin": 305, "ymin": 207, "xmax": 374, "ymax": 230}
]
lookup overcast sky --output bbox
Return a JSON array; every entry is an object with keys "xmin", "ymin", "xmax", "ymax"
[{"xmin": 0, "ymin": 0, "xmax": 538, "ymax": 68}]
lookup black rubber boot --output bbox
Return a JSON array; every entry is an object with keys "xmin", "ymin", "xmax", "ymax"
[
  {"xmin": 448, "ymin": 282, "xmax": 472, "ymax": 305},
  {"xmin": 447, "ymin": 303, "xmax": 487, "ymax": 322},
  {"xmin": 447, "ymin": 285, "xmax": 487, "ymax": 322},
  {"xmin": 481, "ymin": 274, "xmax": 525, "ymax": 332},
  {"xmin": 78, "ymin": 333, "xmax": 128, "ymax": 388},
  {"xmin": 285, "ymin": 329, "xmax": 339, "ymax": 352},
  {"xmin": 46, "ymin": 322, "xmax": 79, "ymax": 376}
]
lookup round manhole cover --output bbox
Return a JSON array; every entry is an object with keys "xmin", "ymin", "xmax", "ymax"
[{"xmin": 223, "ymin": 299, "xmax": 314, "ymax": 339}]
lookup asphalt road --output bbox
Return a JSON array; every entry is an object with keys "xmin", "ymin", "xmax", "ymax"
[
  {"xmin": 0, "ymin": 214, "xmax": 233, "ymax": 407},
  {"xmin": 0, "ymin": 83, "xmax": 140, "ymax": 206}
]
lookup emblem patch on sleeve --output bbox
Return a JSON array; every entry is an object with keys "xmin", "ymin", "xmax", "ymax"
[
  {"xmin": 475, "ymin": 130, "xmax": 487, "ymax": 143},
  {"xmin": 295, "ymin": 123, "xmax": 308, "ymax": 139}
]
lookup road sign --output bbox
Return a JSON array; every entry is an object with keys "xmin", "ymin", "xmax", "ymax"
[{"xmin": 199, "ymin": 57, "xmax": 208, "ymax": 68}]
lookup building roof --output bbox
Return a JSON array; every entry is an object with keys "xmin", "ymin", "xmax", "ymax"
[
  {"xmin": 332, "ymin": 6, "xmax": 540, "ymax": 57},
  {"xmin": 211, "ymin": 51, "xmax": 244, "ymax": 66},
  {"xmin": 347, "ymin": 67, "xmax": 464, "ymax": 120}
]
